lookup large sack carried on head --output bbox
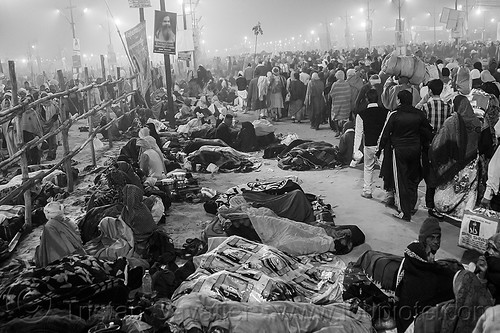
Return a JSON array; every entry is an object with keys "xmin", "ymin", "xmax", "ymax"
[
  {"xmin": 410, "ymin": 57, "xmax": 426, "ymax": 85},
  {"xmin": 382, "ymin": 54, "xmax": 400, "ymax": 76},
  {"xmin": 400, "ymin": 56, "xmax": 415, "ymax": 78},
  {"xmin": 425, "ymin": 63, "xmax": 440, "ymax": 83}
]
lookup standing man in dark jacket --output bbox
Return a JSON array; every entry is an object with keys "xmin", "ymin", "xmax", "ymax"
[
  {"xmin": 358, "ymin": 89, "xmax": 388, "ymax": 198},
  {"xmin": 378, "ymin": 90, "xmax": 433, "ymax": 221},
  {"xmin": 236, "ymin": 71, "xmax": 248, "ymax": 110}
]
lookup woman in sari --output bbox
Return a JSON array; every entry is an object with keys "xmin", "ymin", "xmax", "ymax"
[
  {"xmin": 137, "ymin": 135, "xmax": 167, "ymax": 179},
  {"xmin": 84, "ymin": 216, "xmax": 148, "ymax": 268},
  {"xmin": 120, "ymin": 184, "xmax": 157, "ymax": 255},
  {"xmin": 305, "ymin": 72, "xmax": 325, "ymax": 130},
  {"xmin": 0, "ymin": 93, "xmax": 18, "ymax": 159},
  {"xmin": 409, "ymin": 270, "xmax": 493, "ymax": 333},
  {"xmin": 430, "ymin": 95, "xmax": 483, "ymax": 219},
  {"xmin": 288, "ymin": 72, "xmax": 306, "ymax": 123}
]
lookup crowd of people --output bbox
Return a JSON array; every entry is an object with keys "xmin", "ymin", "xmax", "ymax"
[{"xmin": 2, "ymin": 37, "xmax": 500, "ymax": 332}]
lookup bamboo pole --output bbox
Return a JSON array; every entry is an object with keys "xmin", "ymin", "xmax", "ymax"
[
  {"xmin": 101, "ymin": 55, "xmax": 113, "ymax": 149},
  {"xmin": 57, "ymin": 69, "xmax": 74, "ymax": 193},
  {"xmin": 9, "ymin": 61, "xmax": 32, "ymax": 229},
  {"xmin": 84, "ymin": 67, "xmax": 96, "ymax": 167}
]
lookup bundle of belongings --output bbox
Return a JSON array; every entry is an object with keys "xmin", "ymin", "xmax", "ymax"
[
  {"xmin": 168, "ymin": 236, "xmax": 373, "ymax": 333},
  {"xmin": 202, "ymin": 178, "xmax": 365, "ymax": 255},
  {"xmin": 277, "ymin": 140, "xmax": 341, "ymax": 171},
  {"xmin": 0, "ymin": 169, "xmax": 71, "ymax": 206},
  {"xmin": 187, "ymin": 145, "xmax": 261, "ymax": 173}
]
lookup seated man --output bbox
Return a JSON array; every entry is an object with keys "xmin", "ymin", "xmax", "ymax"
[
  {"xmin": 396, "ymin": 217, "xmax": 457, "ymax": 332},
  {"xmin": 35, "ymin": 202, "xmax": 86, "ymax": 267},
  {"xmin": 215, "ymin": 114, "xmax": 236, "ymax": 147},
  {"xmin": 338, "ymin": 120, "xmax": 355, "ymax": 166}
]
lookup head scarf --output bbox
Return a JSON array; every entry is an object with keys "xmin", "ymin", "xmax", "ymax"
[
  {"xmin": 139, "ymin": 127, "xmax": 150, "ymax": 138},
  {"xmin": 456, "ymin": 67, "xmax": 471, "ymax": 95},
  {"xmin": 311, "ymin": 72, "xmax": 320, "ymax": 81},
  {"xmin": 454, "ymin": 95, "xmax": 482, "ymax": 131},
  {"xmin": 488, "ymin": 233, "xmax": 500, "ymax": 252},
  {"xmin": 143, "ymin": 195, "xmax": 165, "ymax": 224},
  {"xmin": 369, "ymin": 74, "xmax": 381, "ymax": 85},
  {"xmin": 335, "ymin": 70, "xmax": 345, "ymax": 81},
  {"xmin": 471, "ymin": 69, "xmax": 481, "ymax": 80},
  {"xmin": 346, "ymin": 68, "xmax": 356, "ymax": 78},
  {"xmin": 94, "ymin": 217, "xmax": 135, "ymax": 259},
  {"xmin": 481, "ymin": 70, "xmax": 496, "ymax": 83},
  {"xmin": 120, "ymin": 184, "xmax": 156, "ymax": 242},
  {"xmin": 418, "ymin": 217, "xmax": 441, "ymax": 243},
  {"xmin": 439, "ymin": 270, "xmax": 493, "ymax": 333},
  {"xmin": 44, "ymin": 201, "xmax": 64, "ymax": 220}
]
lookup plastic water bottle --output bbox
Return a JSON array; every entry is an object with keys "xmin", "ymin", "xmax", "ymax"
[{"xmin": 141, "ymin": 270, "xmax": 153, "ymax": 297}]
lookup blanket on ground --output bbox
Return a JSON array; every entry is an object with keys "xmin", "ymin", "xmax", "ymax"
[
  {"xmin": 278, "ymin": 141, "xmax": 340, "ymax": 171},
  {"xmin": 187, "ymin": 146, "xmax": 260, "ymax": 172},
  {"xmin": 171, "ymin": 236, "xmax": 345, "ymax": 305},
  {"xmin": 169, "ymin": 293, "xmax": 372, "ymax": 333}
]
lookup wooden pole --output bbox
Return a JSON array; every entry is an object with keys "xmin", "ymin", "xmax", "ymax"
[
  {"xmin": 100, "ymin": 55, "xmax": 113, "ymax": 148},
  {"xmin": 84, "ymin": 67, "xmax": 96, "ymax": 167},
  {"xmin": 116, "ymin": 67, "xmax": 122, "ymax": 97},
  {"xmin": 9, "ymin": 61, "xmax": 32, "ymax": 229},
  {"xmin": 57, "ymin": 69, "xmax": 74, "ymax": 192}
]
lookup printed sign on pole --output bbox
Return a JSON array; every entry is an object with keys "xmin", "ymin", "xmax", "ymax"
[
  {"xmin": 125, "ymin": 21, "xmax": 152, "ymax": 97},
  {"xmin": 73, "ymin": 38, "xmax": 81, "ymax": 51},
  {"xmin": 153, "ymin": 10, "xmax": 177, "ymax": 55},
  {"xmin": 128, "ymin": 0, "xmax": 151, "ymax": 8}
]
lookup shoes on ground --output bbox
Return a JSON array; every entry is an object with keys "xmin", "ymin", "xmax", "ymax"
[
  {"xmin": 361, "ymin": 192, "xmax": 372, "ymax": 199},
  {"xmin": 428, "ymin": 208, "xmax": 444, "ymax": 219},
  {"xmin": 393, "ymin": 211, "xmax": 411, "ymax": 222}
]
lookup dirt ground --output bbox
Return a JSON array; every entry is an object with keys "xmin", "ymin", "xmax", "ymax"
[{"xmin": 10, "ymin": 110, "xmax": 467, "ymax": 266}]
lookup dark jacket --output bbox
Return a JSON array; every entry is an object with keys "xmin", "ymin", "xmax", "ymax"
[
  {"xmin": 358, "ymin": 104, "xmax": 388, "ymax": 146},
  {"xmin": 289, "ymin": 80, "xmax": 307, "ymax": 101},
  {"xmin": 379, "ymin": 105, "xmax": 433, "ymax": 151},
  {"xmin": 215, "ymin": 122, "xmax": 234, "ymax": 146},
  {"xmin": 236, "ymin": 76, "xmax": 247, "ymax": 91}
]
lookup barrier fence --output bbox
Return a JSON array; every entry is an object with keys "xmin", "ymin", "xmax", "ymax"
[{"xmin": 1, "ymin": 60, "xmax": 142, "ymax": 229}]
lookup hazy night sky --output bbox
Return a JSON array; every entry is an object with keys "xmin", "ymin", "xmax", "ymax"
[{"xmin": 0, "ymin": 0, "xmax": 499, "ymax": 62}]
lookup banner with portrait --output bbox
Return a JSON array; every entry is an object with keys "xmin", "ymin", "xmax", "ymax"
[
  {"xmin": 153, "ymin": 10, "xmax": 177, "ymax": 54},
  {"xmin": 125, "ymin": 21, "xmax": 152, "ymax": 97}
]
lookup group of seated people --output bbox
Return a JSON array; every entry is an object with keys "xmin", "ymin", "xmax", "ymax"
[
  {"xmin": 394, "ymin": 217, "xmax": 500, "ymax": 333},
  {"xmin": 34, "ymin": 122, "xmax": 177, "ymax": 270}
]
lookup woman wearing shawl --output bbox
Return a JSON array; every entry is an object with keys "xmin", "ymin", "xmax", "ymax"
[
  {"xmin": 0, "ymin": 93, "xmax": 18, "ymax": 159},
  {"xmin": 475, "ymin": 234, "xmax": 500, "ymax": 305},
  {"xmin": 120, "ymin": 184, "xmax": 157, "ymax": 255},
  {"xmin": 288, "ymin": 72, "xmax": 307, "ymax": 123},
  {"xmin": 430, "ymin": 95, "xmax": 482, "ymax": 219},
  {"xmin": 396, "ymin": 218, "xmax": 458, "ymax": 332},
  {"xmin": 305, "ymin": 72, "xmax": 325, "ymax": 130},
  {"xmin": 118, "ymin": 138, "xmax": 141, "ymax": 169},
  {"xmin": 21, "ymin": 107, "xmax": 44, "ymax": 165},
  {"xmin": 35, "ymin": 202, "xmax": 86, "ymax": 267},
  {"xmin": 84, "ymin": 217, "xmax": 148, "ymax": 268},
  {"xmin": 137, "ymin": 135, "xmax": 167, "ymax": 179},
  {"xmin": 409, "ymin": 270, "xmax": 493, "ymax": 333},
  {"xmin": 329, "ymin": 70, "xmax": 351, "ymax": 136},
  {"xmin": 268, "ymin": 67, "xmax": 285, "ymax": 121}
]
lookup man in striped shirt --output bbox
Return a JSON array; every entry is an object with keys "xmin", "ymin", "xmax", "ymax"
[{"xmin": 420, "ymin": 79, "xmax": 452, "ymax": 219}]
